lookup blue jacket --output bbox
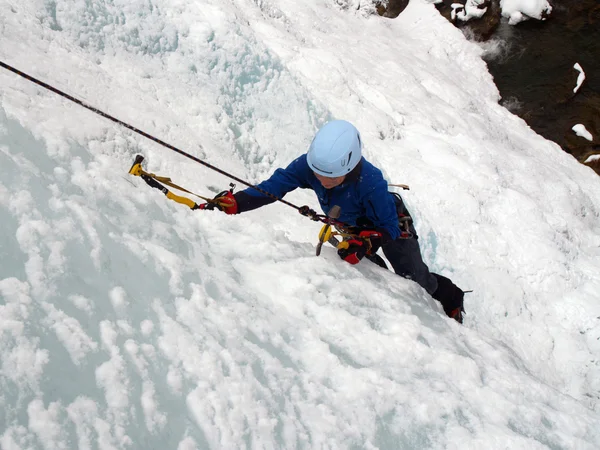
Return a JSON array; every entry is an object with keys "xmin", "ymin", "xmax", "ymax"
[{"xmin": 238, "ymin": 154, "xmax": 401, "ymax": 240}]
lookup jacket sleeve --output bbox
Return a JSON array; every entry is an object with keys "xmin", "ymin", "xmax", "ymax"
[
  {"xmin": 234, "ymin": 155, "xmax": 311, "ymax": 213},
  {"xmin": 361, "ymin": 175, "xmax": 401, "ymax": 241}
]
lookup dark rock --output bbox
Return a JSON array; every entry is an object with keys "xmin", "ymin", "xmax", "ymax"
[
  {"xmin": 435, "ymin": 0, "xmax": 455, "ymax": 22},
  {"xmin": 376, "ymin": 0, "xmax": 409, "ymax": 19},
  {"xmin": 590, "ymin": 5, "xmax": 600, "ymax": 24},
  {"xmin": 464, "ymin": 0, "xmax": 501, "ymax": 41},
  {"xmin": 435, "ymin": 0, "xmax": 501, "ymax": 41},
  {"xmin": 484, "ymin": 0, "xmax": 600, "ymax": 177}
]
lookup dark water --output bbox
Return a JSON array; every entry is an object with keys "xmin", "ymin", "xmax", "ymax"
[{"xmin": 481, "ymin": 1, "xmax": 600, "ymax": 169}]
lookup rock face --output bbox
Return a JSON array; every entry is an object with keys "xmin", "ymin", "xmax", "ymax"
[
  {"xmin": 373, "ymin": 0, "xmax": 599, "ymax": 175},
  {"xmin": 435, "ymin": 0, "xmax": 600, "ymax": 176},
  {"xmin": 487, "ymin": 1, "xmax": 599, "ymax": 175}
]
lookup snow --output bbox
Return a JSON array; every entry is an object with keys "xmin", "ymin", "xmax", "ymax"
[
  {"xmin": 585, "ymin": 154, "xmax": 600, "ymax": 163},
  {"xmin": 501, "ymin": 0, "xmax": 552, "ymax": 24},
  {"xmin": 573, "ymin": 63, "xmax": 586, "ymax": 94},
  {"xmin": 1, "ymin": 0, "xmax": 600, "ymax": 449},
  {"xmin": 572, "ymin": 124, "xmax": 594, "ymax": 142}
]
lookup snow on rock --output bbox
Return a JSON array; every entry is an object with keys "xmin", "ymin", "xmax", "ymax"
[
  {"xmin": 572, "ymin": 124, "xmax": 594, "ymax": 141},
  {"xmin": 452, "ymin": 0, "xmax": 487, "ymax": 22},
  {"xmin": 501, "ymin": 0, "xmax": 552, "ymax": 24},
  {"xmin": 573, "ymin": 63, "xmax": 586, "ymax": 94},
  {"xmin": 452, "ymin": 0, "xmax": 488, "ymax": 22}
]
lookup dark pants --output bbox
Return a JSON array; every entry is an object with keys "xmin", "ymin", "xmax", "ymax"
[
  {"xmin": 381, "ymin": 195, "xmax": 438, "ymax": 295},
  {"xmin": 371, "ymin": 194, "xmax": 464, "ymax": 316}
]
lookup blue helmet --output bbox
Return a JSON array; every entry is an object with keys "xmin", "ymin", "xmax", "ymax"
[{"xmin": 307, "ymin": 120, "xmax": 362, "ymax": 177}]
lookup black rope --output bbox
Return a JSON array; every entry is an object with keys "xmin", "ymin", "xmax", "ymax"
[{"xmin": 0, "ymin": 60, "xmax": 303, "ymax": 211}]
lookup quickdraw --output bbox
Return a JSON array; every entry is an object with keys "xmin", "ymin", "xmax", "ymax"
[{"xmin": 128, "ymin": 155, "xmax": 235, "ymax": 210}]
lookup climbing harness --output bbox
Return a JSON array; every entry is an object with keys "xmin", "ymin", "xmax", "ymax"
[{"xmin": 390, "ymin": 191, "xmax": 414, "ymax": 239}]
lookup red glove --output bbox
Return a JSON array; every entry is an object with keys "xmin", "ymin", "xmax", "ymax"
[
  {"xmin": 337, "ymin": 230, "xmax": 383, "ymax": 265},
  {"xmin": 198, "ymin": 191, "xmax": 238, "ymax": 214},
  {"xmin": 337, "ymin": 239, "xmax": 367, "ymax": 265},
  {"xmin": 216, "ymin": 191, "xmax": 238, "ymax": 214}
]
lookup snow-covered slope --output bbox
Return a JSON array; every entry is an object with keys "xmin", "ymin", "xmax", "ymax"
[{"xmin": 1, "ymin": 0, "xmax": 599, "ymax": 448}]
